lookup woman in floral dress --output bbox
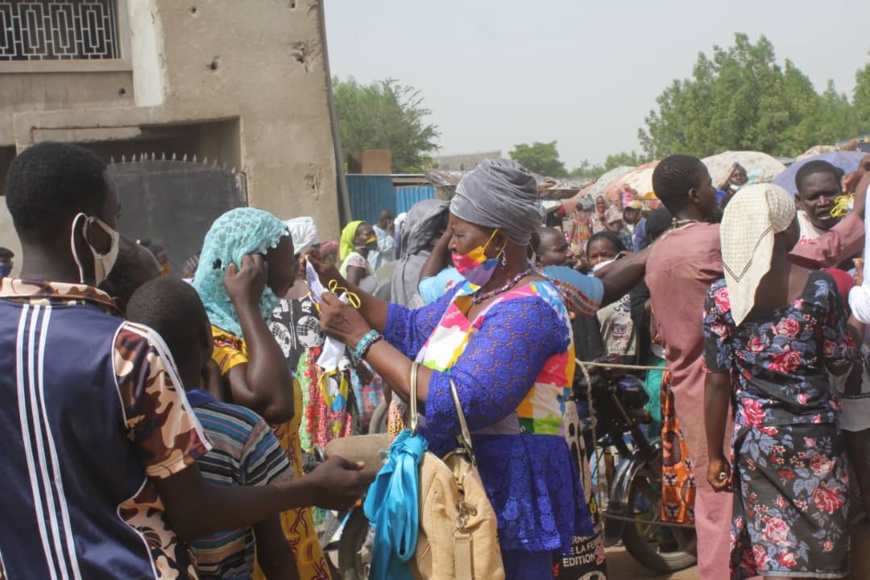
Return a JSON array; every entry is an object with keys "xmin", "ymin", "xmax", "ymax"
[{"xmin": 703, "ymin": 185, "xmax": 855, "ymax": 579}]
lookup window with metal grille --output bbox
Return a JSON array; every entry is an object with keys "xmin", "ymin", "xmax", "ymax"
[{"xmin": 0, "ymin": 1, "xmax": 120, "ymax": 61}]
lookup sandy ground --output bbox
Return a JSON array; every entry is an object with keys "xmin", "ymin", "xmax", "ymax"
[
  {"xmin": 327, "ymin": 521, "xmax": 870, "ymax": 579},
  {"xmin": 327, "ymin": 546, "xmax": 700, "ymax": 579},
  {"xmin": 604, "ymin": 547, "xmax": 697, "ymax": 580},
  {"xmin": 605, "ymin": 521, "xmax": 870, "ymax": 580}
]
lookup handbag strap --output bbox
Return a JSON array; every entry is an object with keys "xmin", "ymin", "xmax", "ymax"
[
  {"xmin": 449, "ymin": 377, "xmax": 476, "ymax": 465},
  {"xmin": 454, "ymin": 531, "xmax": 473, "ymax": 579},
  {"xmin": 408, "ymin": 363, "xmax": 477, "ymax": 465},
  {"xmin": 409, "ymin": 361, "xmax": 420, "ymax": 435}
]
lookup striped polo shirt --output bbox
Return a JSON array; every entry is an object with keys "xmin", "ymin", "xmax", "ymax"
[
  {"xmin": 186, "ymin": 390, "xmax": 293, "ymax": 578},
  {"xmin": 0, "ymin": 279, "xmax": 211, "ymax": 579}
]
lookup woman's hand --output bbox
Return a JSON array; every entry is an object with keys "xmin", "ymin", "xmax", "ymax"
[
  {"xmin": 844, "ymin": 155, "xmax": 870, "ymax": 193},
  {"xmin": 224, "ymin": 255, "xmax": 268, "ymax": 308},
  {"xmin": 707, "ymin": 457, "xmax": 732, "ymax": 492},
  {"xmin": 307, "ymin": 250, "xmax": 342, "ymax": 286},
  {"xmin": 319, "ymin": 292, "xmax": 371, "ymax": 347},
  {"xmin": 851, "ymin": 172, "xmax": 870, "ymax": 218},
  {"xmin": 419, "ymin": 228, "xmax": 453, "ymax": 281}
]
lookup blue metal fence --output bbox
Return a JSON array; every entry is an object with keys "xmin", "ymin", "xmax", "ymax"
[
  {"xmin": 345, "ymin": 176, "xmax": 436, "ymax": 223},
  {"xmin": 346, "ymin": 175, "xmax": 395, "ymax": 224},
  {"xmin": 396, "ymin": 185, "xmax": 435, "ymax": 214}
]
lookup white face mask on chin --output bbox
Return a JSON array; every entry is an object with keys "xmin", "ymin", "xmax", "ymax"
[
  {"xmin": 70, "ymin": 213, "xmax": 120, "ymax": 286},
  {"xmin": 592, "ymin": 258, "xmax": 615, "ymax": 274}
]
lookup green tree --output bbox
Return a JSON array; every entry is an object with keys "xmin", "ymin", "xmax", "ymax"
[
  {"xmin": 854, "ymin": 59, "xmax": 870, "ymax": 130},
  {"xmin": 809, "ymin": 82, "xmax": 860, "ymax": 146},
  {"xmin": 509, "ymin": 141, "xmax": 568, "ymax": 177},
  {"xmin": 775, "ymin": 61, "xmax": 824, "ymax": 153},
  {"xmin": 601, "ymin": 151, "xmax": 650, "ymax": 170},
  {"xmin": 639, "ymin": 34, "xmax": 856, "ymax": 159},
  {"xmin": 568, "ymin": 151, "xmax": 650, "ymax": 179},
  {"xmin": 332, "ymin": 77, "xmax": 439, "ymax": 173},
  {"xmin": 568, "ymin": 160, "xmax": 602, "ymax": 179}
]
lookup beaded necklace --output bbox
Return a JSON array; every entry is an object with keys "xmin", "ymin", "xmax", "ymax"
[
  {"xmin": 672, "ymin": 218, "xmax": 702, "ymax": 230},
  {"xmin": 471, "ymin": 267, "xmax": 533, "ymax": 305}
]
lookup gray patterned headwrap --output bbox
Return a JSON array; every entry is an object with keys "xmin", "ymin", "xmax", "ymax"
[{"xmin": 450, "ymin": 159, "xmax": 544, "ymax": 245}]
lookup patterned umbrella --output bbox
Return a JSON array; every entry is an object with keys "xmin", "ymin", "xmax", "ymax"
[
  {"xmin": 563, "ymin": 166, "xmax": 636, "ymax": 213},
  {"xmin": 702, "ymin": 151, "xmax": 786, "ymax": 189},
  {"xmin": 772, "ymin": 151, "xmax": 867, "ymax": 196},
  {"xmin": 602, "ymin": 161, "xmax": 660, "ymax": 204},
  {"xmin": 577, "ymin": 166, "xmax": 636, "ymax": 200}
]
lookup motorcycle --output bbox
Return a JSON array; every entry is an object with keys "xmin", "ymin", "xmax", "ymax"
[{"xmin": 574, "ymin": 356, "xmax": 697, "ymax": 574}]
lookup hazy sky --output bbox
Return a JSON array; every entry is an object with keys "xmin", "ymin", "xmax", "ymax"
[{"xmin": 324, "ymin": 0, "xmax": 870, "ymax": 168}]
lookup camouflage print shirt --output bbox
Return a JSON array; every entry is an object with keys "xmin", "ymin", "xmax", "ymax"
[{"xmin": 0, "ymin": 279, "xmax": 212, "ymax": 579}]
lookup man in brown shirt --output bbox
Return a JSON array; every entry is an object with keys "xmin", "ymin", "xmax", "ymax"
[{"xmin": 646, "ymin": 155, "xmax": 865, "ymax": 579}]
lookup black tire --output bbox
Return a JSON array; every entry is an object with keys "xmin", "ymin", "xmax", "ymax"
[
  {"xmin": 326, "ymin": 557, "xmax": 341, "ymax": 580},
  {"xmin": 621, "ymin": 456, "xmax": 697, "ymax": 573},
  {"xmin": 337, "ymin": 508, "xmax": 371, "ymax": 579},
  {"xmin": 368, "ymin": 400, "xmax": 389, "ymax": 435}
]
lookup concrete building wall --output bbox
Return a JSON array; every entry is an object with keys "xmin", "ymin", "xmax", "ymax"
[
  {"xmin": 0, "ymin": 70, "xmax": 135, "ymax": 145},
  {"xmin": 0, "ymin": 205, "xmax": 18, "ymax": 276},
  {"xmin": 0, "ymin": 0, "xmax": 342, "ymax": 273},
  {"xmin": 150, "ymin": 0, "xmax": 340, "ymax": 232}
]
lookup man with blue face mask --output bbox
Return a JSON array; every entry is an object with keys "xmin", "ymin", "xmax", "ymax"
[{"xmin": 0, "ymin": 247, "xmax": 12, "ymax": 278}]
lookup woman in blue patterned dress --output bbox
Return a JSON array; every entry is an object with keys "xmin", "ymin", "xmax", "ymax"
[
  {"xmin": 313, "ymin": 160, "xmax": 603, "ymax": 579},
  {"xmin": 703, "ymin": 184, "xmax": 855, "ymax": 579}
]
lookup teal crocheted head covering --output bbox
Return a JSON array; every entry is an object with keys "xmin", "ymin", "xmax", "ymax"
[{"xmin": 193, "ymin": 207, "xmax": 290, "ymax": 338}]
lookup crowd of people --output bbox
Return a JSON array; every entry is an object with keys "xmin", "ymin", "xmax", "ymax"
[{"xmin": 1, "ymin": 141, "xmax": 869, "ymax": 580}]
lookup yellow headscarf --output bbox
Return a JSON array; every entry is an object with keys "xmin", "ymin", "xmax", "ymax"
[{"xmin": 339, "ymin": 220, "xmax": 363, "ymax": 261}]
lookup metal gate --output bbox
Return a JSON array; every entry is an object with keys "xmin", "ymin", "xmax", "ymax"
[{"xmin": 106, "ymin": 154, "xmax": 247, "ymax": 275}]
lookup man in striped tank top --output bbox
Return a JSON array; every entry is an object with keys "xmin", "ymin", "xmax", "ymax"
[{"xmin": 127, "ymin": 277, "xmax": 300, "ymax": 579}]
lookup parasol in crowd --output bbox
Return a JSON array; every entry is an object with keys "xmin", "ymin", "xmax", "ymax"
[
  {"xmin": 562, "ymin": 166, "xmax": 635, "ymax": 213},
  {"xmin": 577, "ymin": 166, "xmax": 636, "ymax": 200},
  {"xmin": 536, "ymin": 176, "xmax": 595, "ymax": 200},
  {"xmin": 772, "ymin": 151, "xmax": 868, "ymax": 195},
  {"xmin": 701, "ymin": 151, "xmax": 786, "ymax": 189},
  {"xmin": 602, "ymin": 161, "xmax": 659, "ymax": 203}
]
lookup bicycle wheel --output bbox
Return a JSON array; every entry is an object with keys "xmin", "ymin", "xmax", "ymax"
[
  {"xmin": 621, "ymin": 453, "xmax": 697, "ymax": 573},
  {"xmin": 337, "ymin": 508, "xmax": 372, "ymax": 580},
  {"xmin": 368, "ymin": 400, "xmax": 389, "ymax": 435}
]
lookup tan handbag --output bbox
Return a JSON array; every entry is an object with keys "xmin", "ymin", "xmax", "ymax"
[{"xmin": 408, "ymin": 362, "xmax": 505, "ymax": 580}]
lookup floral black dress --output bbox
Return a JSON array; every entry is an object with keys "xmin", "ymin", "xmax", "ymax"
[{"xmin": 703, "ymin": 271, "xmax": 855, "ymax": 579}]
